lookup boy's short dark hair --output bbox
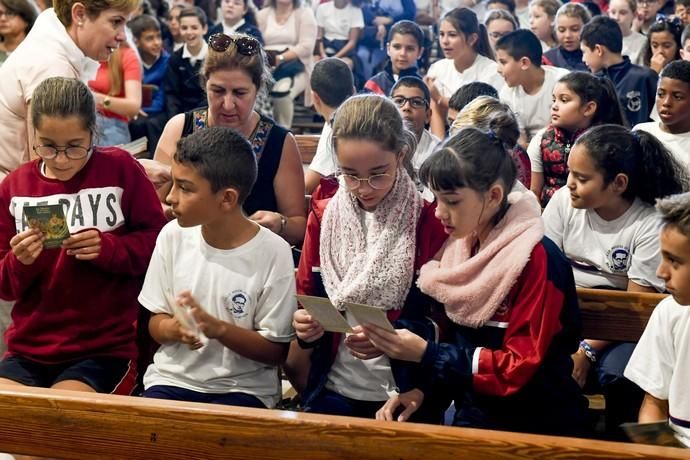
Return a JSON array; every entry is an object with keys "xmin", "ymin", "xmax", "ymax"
[
  {"xmin": 174, "ymin": 127, "xmax": 257, "ymax": 203},
  {"xmin": 656, "ymin": 192, "xmax": 690, "ymax": 239},
  {"xmin": 448, "ymin": 82, "xmax": 498, "ymax": 112},
  {"xmin": 495, "ymin": 29, "xmax": 542, "ymax": 67},
  {"xmin": 581, "ymin": 15, "xmax": 623, "ymax": 54},
  {"xmin": 676, "ymin": 0, "xmax": 690, "ymax": 8},
  {"xmin": 310, "ymin": 58, "xmax": 354, "ymax": 108},
  {"xmin": 128, "ymin": 14, "xmax": 161, "ymax": 40},
  {"xmin": 390, "ymin": 76, "xmax": 431, "ymax": 102},
  {"xmin": 387, "ymin": 20, "xmax": 424, "ymax": 49},
  {"xmin": 682, "ymin": 24, "xmax": 690, "ymax": 46},
  {"xmin": 179, "ymin": 6, "xmax": 207, "ymax": 28},
  {"xmin": 660, "ymin": 60, "xmax": 690, "ymax": 86}
]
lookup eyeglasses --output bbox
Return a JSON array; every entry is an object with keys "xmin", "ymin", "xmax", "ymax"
[
  {"xmin": 0, "ymin": 10, "xmax": 17, "ymax": 18},
  {"xmin": 33, "ymin": 145, "xmax": 92, "ymax": 160},
  {"xmin": 208, "ymin": 33, "xmax": 261, "ymax": 56},
  {"xmin": 339, "ymin": 173, "xmax": 394, "ymax": 190},
  {"xmin": 392, "ymin": 96, "xmax": 428, "ymax": 108}
]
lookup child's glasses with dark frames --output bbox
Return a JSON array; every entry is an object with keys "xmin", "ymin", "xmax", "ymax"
[
  {"xmin": 33, "ymin": 145, "xmax": 92, "ymax": 160},
  {"xmin": 392, "ymin": 96, "xmax": 428, "ymax": 108},
  {"xmin": 208, "ymin": 33, "xmax": 261, "ymax": 56}
]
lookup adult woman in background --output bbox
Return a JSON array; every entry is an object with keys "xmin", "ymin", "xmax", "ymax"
[
  {"xmin": 257, "ymin": 0, "xmax": 316, "ymax": 128},
  {"xmin": 152, "ymin": 33, "xmax": 306, "ymax": 244},
  {"xmin": 0, "ymin": 0, "xmax": 37, "ymax": 65}
]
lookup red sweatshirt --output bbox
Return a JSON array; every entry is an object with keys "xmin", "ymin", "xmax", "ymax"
[{"xmin": 0, "ymin": 148, "xmax": 166, "ymax": 364}]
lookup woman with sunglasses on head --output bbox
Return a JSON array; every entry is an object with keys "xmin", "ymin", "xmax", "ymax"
[
  {"xmin": 285, "ymin": 94, "xmax": 448, "ymax": 420},
  {"xmin": 152, "ymin": 33, "xmax": 306, "ymax": 245},
  {"xmin": 0, "ymin": 77, "xmax": 166, "ymax": 394}
]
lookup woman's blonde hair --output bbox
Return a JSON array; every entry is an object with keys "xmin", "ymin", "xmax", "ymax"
[
  {"xmin": 331, "ymin": 94, "xmax": 417, "ymax": 179},
  {"xmin": 201, "ymin": 33, "xmax": 272, "ymax": 92},
  {"xmin": 54, "ymin": 0, "xmax": 139, "ymax": 27},
  {"xmin": 106, "ymin": 41, "xmax": 131, "ymax": 97},
  {"xmin": 529, "ymin": 0, "xmax": 562, "ymax": 18},
  {"xmin": 451, "ymin": 95, "xmax": 520, "ymax": 150},
  {"xmin": 555, "ymin": 2, "xmax": 591, "ymax": 24}
]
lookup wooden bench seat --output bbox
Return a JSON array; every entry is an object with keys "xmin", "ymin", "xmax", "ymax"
[{"xmin": 0, "ymin": 386, "xmax": 686, "ymax": 459}]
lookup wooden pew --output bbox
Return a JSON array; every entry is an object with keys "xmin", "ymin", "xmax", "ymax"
[
  {"xmin": 577, "ymin": 287, "xmax": 666, "ymax": 342},
  {"xmin": 296, "ymin": 134, "xmax": 320, "ymax": 165},
  {"xmin": 0, "ymin": 386, "xmax": 686, "ymax": 459}
]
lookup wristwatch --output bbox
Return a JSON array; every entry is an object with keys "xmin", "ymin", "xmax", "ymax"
[{"xmin": 103, "ymin": 96, "xmax": 111, "ymax": 108}]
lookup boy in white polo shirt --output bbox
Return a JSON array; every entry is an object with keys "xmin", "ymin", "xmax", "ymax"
[
  {"xmin": 495, "ymin": 29, "xmax": 568, "ymax": 147},
  {"xmin": 140, "ymin": 127, "xmax": 296, "ymax": 408},
  {"xmin": 625, "ymin": 192, "xmax": 690, "ymax": 446}
]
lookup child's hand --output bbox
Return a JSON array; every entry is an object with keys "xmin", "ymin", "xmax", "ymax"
[
  {"xmin": 571, "ymin": 349, "xmax": 591, "ymax": 388},
  {"xmin": 423, "ymin": 75, "xmax": 441, "ymax": 103},
  {"xmin": 293, "ymin": 309, "xmax": 324, "ymax": 343},
  {"xmin": 345, "ymin": 325, "xmax": 383, "ymax": 360},
  {"xmin": 650, "ymin": 52, "xmax": 669, "ymax": 74},
  {"xmin": 249, "ymin": 210, "xmax": 282, "ymax": 234},
  {"xmin": 10, "ymin": 228, "xmax": 44, "ymax": 265},
  {"xmin": 178, "ymin": 290, "xmax": 225, "ymax": 339},
  {"xmin": 62, "ymin": 229, "xmax": 101, "ymax": 260},
  {"xmin": 376, "ymin": 389, "xmax": 424, "ymax": 422},
  {"xmin": 361, "ymin": 324, "xmax": 427, "ymax": 363}
]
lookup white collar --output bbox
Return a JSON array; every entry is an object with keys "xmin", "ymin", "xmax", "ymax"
[
  {"xmin": 182, "ymin": 41, "xmax": 208, "ymax": 65},
  {"xmin": 223, "ymin": 18, "xmax": 246, "ymax": 35}
]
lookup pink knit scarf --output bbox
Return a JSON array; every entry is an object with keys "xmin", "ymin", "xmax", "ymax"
[
  {"xmin": 417, "ymin": 191, "xmax": 544, "ymax": 327},
  {"xmin": 319, "ymin": 170, "xmax": 423, "ymax": 311}
]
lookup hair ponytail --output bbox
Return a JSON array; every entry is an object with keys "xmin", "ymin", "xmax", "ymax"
[
  {"xmin": 443, "ymin": 8, "xmax": 495, "ymax": 60},
  {"xmin": 558, "ymin": 72, "xmax": 627, "ymax": 128},
  {"xmin": 575, "ymin": 125, "xmax": 689, "ymax": 205},
  {"xmin": 476, "ymin": 23, "xmax": 495, "ymax": 60}
]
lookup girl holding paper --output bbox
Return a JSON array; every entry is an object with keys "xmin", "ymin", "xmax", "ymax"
[
  {"xmin": 286, "ymin": 94, "xmax": 447, "ymax": 420},
  {"xmin": 363, "ymin": 127, "xmax": 590, "ymax": 437}
]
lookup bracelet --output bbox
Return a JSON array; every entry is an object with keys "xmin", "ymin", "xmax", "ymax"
[
  {"xmin": 579, "ymin": 340, "xmax": 597, "ymax": 363},
  {"xmin": 278, "ymin": 213, "xmax": 288, "ymax": 235}
]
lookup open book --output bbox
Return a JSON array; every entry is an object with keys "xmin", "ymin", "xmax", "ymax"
[
  {"xmin": 117, "ymin": 136, "xmax": 148, "ymax": 158},
  {"xmin": 296, "ymin": 295, "xmax": 395, "ymax": 333}
]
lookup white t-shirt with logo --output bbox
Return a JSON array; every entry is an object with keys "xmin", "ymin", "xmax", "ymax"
[
  {"xmin": 315, "ymin": 1, "xmax": 364, "ymax": 41},
  {"xmin": 499, "ymin": 65, "xmax": 569, "ymax": 139},
  {"xmin": 633, "ymin": 122, "xmax": 690, "ymax": 173},
  {"xmin": 543, "ymin": 186, "xmax": 664, "ymax": 291},
  {"xmin": 139, "ymin": 222, "xmax": 297, "ymax": 407},
  {"xmin": 622, "ymin": 31, "xmax": 647, "ymax": 66},
  {"xmin": 426, "ymin": 55, "xmax": 504, "ymax": 98},
  {"xmin": 625, "ymin": 295, "xmax": 690, "ymax": 446}
]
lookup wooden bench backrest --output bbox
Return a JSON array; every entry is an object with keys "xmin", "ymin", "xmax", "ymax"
[
  {"xmin": 295, "ymin": 134, "xmax": 320, "ymax": 165},
  {"xmin": 577, "ymin": 287, "xmax": 666, "ymax": 342},
  {"xmin": 0, "ymin": 386, "xmax": 686, "ymax": 459}
]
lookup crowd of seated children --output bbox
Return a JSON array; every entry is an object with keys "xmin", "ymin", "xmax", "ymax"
[
  {"xmin": 528, "ymin": 0, "xmax": 560, "ymax": 51},
  {"xmin": 365, "ymin": 127, "xmax": 590, "ymax": 437},
  {"xmin": 304, "ymin": 57, "xmax": 355, "ymax": 194},
  {"xmin": 287, "ymin": 94, "xmax": 447, "ymax": 420},
  {"xmin": 527, "ymin": 71, "xmax": 627, "ymax": 207},
  {"xmin": 580, "ymin": 16, "xmax": 658, "ymax": 126},
  {"xmin": 450, "ymin": 95, "xmax": 531, "ymax": 189},
  {"xmin": 625, "ymin": 193, "xmax": 690, "ymax": 447},
  {"xmin": 634, "ymin": 60, "xmax": 690, "ymax": 171},
  {"xmin": 644, "ymin": 14, "xmax": 683, "ymax": 74},
  {"xmin": 543, "ymin": 124, "xmax": 689, "ymax": 437},
  {"xmin": 128, "ymin": 14, "xmax": 171, "ymax": 157},
  {"xmin": 164, "ymin": 6, "xmax": 209, "ymax": 118},
  {"xmin": 425, "ymin": 7, "xmax": 505, "ymax": 137},
  {"xmin": 633, "ymin": 0, "xmax": 664, "ymax": 35},
  {"xmin": 153, "ymin": 32, "xmax": 306, "ymax": 245},
  {"xmin": 314, "ymin": 0, "xmax": 364, "ymax": 69},
  {"xmin": 609, "ymin": 0, "xmax": 647, "ymax": 65},
  {"xmin": 495, "ymin": 29, "xmax": 568, "ymax": 146},
  {"xmin": 364, "ymin": 20, "xmax": 424, "ymax": 96},
  {"xmin": 0, "ymin": 76, "xmax": 165, "ymax": 394},
  {"xmin": 207, "ymin": 0, "xmax": 264, "ymax": 43},
  {"xmin": 140, "ymin": 127, "xmax": 296, "ymax": 408},
  {"xmin": 543, "ymin": 3, "xmax": 591, "ymax": 71}
]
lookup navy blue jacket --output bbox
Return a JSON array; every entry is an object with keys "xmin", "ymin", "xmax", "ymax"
[
  {"xmin": 206, "ymin": 21, "xmax": 264, "ymax": 44},
  {"xmin": 543, "ymin": 47, "xmax": 589, "ymax": 72},
  {"xmin": 363, "ymin": 61, "xmax": 420, "ymax": 95},
  {"xmin": 598, "ymin": 56, "xmax": 657, "ymax": 127},
  {"xmin": 142, "ymin": 50, "xmax": 170, "ymax": 115},
  {"xmin": 163, "ymin": 48, "xmax": 207, "ymax": 118}
]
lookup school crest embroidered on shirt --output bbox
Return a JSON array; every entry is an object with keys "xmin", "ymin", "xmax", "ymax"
[{"xmin": 626, "ymin": 91, "xmax": 642, "ymax": 112}]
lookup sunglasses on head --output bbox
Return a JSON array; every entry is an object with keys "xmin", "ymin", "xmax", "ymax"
[{"xmin": 208, "ymin": 33, "xmax": 261, "ymax": 56}]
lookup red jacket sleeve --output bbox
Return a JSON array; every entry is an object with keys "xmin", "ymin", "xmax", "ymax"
[
  {"xmin": 296, "ymin": 208, "xmax": 321, "ymax": 296},
  {"xmin": 473, "ymin": 243, "xmax": 566, "ymax": 396},
  {"xmin": 90, "ymin": 154, "xmax": 166, "ymax": 276}
]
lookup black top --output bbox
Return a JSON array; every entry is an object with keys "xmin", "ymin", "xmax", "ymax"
[{"xmin": 182, "ymin": 108, "xmax": 286, "ymax": 215}]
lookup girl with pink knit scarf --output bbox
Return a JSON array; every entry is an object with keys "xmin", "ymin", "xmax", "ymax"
[
  {"xmin": 364, "ymin": 127, "xmax": 590, "ymax": 437},
  {"xmin": 285, "ymin": 95, "xmax": 447, "ymax": 420}
]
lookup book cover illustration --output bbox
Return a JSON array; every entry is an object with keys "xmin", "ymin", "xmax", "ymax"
[{"xmin": 23, "ymin": 204, "xmax": 69, "ymax": 248}]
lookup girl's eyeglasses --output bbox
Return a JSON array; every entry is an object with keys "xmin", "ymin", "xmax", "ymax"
[
  {"xmin": 33, "ymin": 145, "xmax": 92, "ymax": 160},
  {"xmin": 208, "ymin": 33, "xmax": 261, "ymax": 56},
  {"xmin": 339, "ymin": 173, "xmax": 394, "ymax": 191}
]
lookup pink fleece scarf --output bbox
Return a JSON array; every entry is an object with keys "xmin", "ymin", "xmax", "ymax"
[
  {"xmin": 320, "ymin": 170, "xmax": 423, "ymax": 311},
  {"xmin": 417, "ymin": 191, "xmax": 544, "ymax": 327}
]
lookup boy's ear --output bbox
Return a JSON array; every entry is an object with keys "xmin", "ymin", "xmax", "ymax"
[
  {"xmin": 220, "ymin": 187, "xmax": 240, "ymax": 210},
  {"xmin": 594, "ymin": 44, "xmax": 606, "ymax": 57},
  {"xmin": 681, "ymin": 48, "xmax": 688, "ymax": 60},
  {"xmin": 311, "ymin": 90, "xmax": 322, "ymax": 107},
  {"xmin": 519, "ymin": 56, "xmax": 531, "ymax": 70},
  {"xmin": 415, "ymin": 46, "xmax": 425, "ymax": 59}
]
